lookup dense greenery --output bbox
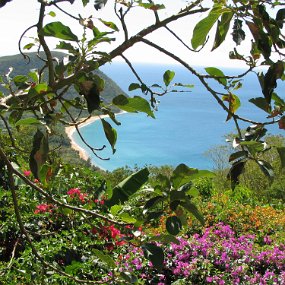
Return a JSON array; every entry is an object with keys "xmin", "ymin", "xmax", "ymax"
[
  {"xmin": 0, "ymin": 52, "xmax": 126, "ymax": 166},
  {"xmin": 0, "ymin": 0, "xmax": 284, "ymax": 284}
]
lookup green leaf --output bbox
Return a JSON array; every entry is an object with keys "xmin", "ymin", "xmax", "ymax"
[
  {"xmin": 150, "ymin": 234, "xmax": 180, "ymax": 245},
  {"xmin": 82, "ymin": 0, "xmax": 89, "ymax": 6},
  {"xmin": 180, "ymin": 201, "xmax": 204, "ymax": 225},
  {"xmin": 56, "ymin": 41, "xmax": 77, "ymax": 52},
  {"xmin": 144, "ymin": 195, "xmax": 164, "ymax": 210},
  {"xmin": 166, "ymin": 216, "xmax": 182, "ymax": 235},
  {"xmin": 23, "ymin": 43, "xmax": 35, "ymax": 50},
  {"xmin": 146, "ymin": 211, "xmax": 164, "ymax": 222},
  {"xmin": 205, "ymin": 67, "xmax": 227, "ymax": 86},
  {"xmin": 48, "ymin": 11, "xmax": 56, "ymax": 17},
  {"xmin": 184, "ymin": 170, "xmax": 215, "ymax": 180},
  {"xmin": 38, "ymin": 164, "xmax": 50, "ymax": 185},
  {"xmin": 191, "ymin": 5, "xmax": 223, "ymax": 49},
  {"xmin": 113, "ymin": 95, "xmax": 155, "ymax": 118},
  {"xmin": 170, "ymin": 190, "xmax": 186, "ymax": 202},
  {"xmin": 240, "ymin": 141, "xmax": 265, "ymax": 155},
  {"xmin": 173, "ymin": 83, "xmax": 194, "ymax": 89},
  {"xmin": 99, "ymin": 18, "xmax": 119, "ymax": 31},
  {"xmin": 78, "ymin": 80, "xmax": 101, "ymax": 113},
  {"xmin": 227, "ymin": 159, "xmax": 246, "ymax": 189},
  {"xmin": 93, "ymin": 249, "xmax": 116, "ymax": 268},
  {"xmin": 42, "ymin": 21, "xmax": 78, "ymax": 41},
  {"xmin": 28, "ymin": 70, "xmax": 39, "ymax": 83},
  {"xmin": 29, "ymin": 129, "xmax": 49, "ymax": 179},
  {"xmin": 262, "ymin": 62, "xmax": 284, "ymax": 104},
  {"xmin": 110, "ymin": 205, "xmax": 122, "ymax": 216},
  {"xmin": 257, "ymin": 160, "xmax": 274, "ymax": 181},
  {"xmin": 14, "ymin": 117, "xmax": 40, "ymax": 127},
  {"xmin": 101, "ymin": 119, "xmax": 117, "ymax": 154},
  {"xmin": 105, "ymin": 168, "xmax": 149, "ymax": 207},
  {"xmin": 138, "ymin": 2, "xmax": 165, "ymax": 11},
  {"xmin": 212, "ymin": 11, "xmax": 233, "ymax": 51},
  {"xmin": 171, "ymin": 164, "xmax": 198, "ymax": 189},
  {"xmin": 272, "ymin": 93, "xmax": 285, "ymax": 107},
  {"xmin": 229, "ymin": 151, "xmax": 248, "ymax": 162},
  {"xmin": 222, "ymin": 93, "xmax": 241, "ymax": 121},
  {"xmin": 277, "ymin": 147, "xmax": 285, "ymax": 168},
  {"xmin": 142, "ymin": 243, "xmax": 164, "ymax": 272},
  {"xmin": 276, "ymin": 8, "xmax": 285, "ymax": 28},
  {"xmin": 249, "ymin": 97, "xmax": 271, "ymax": 113},
  {"xmin": 128, "ymin": 83, "xmax": 141, "ymax": 91},
  {"xmin": 13, "ymin": 75, "xmax": 28, "ymax": 88},
  {"xmin": 119, "ymin": 212, "xmax": 137, "ymax": 223},
  {"xmin": 163, "ymin": 70, "xmax": 175, "ymax": 87}
]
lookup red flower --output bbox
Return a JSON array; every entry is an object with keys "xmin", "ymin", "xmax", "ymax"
[
  {"xmin": 23, "ymin": 170, "xmax": 31, "ymax": 177},
  {"xmin": 34, "ymin": 203, "xmax": 53, "ymax": 214},
  {"xmin": 67, "ymin": 188, "xmax": 87, "ymax": 202}
]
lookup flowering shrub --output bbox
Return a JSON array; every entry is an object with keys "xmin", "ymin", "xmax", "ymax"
[
  {"xmin": 34, "ymin": 203, "xmax": 54, "ymax": 214},
  {"xmin": 67, "ymin": 187, "xmax": 87, "ymax": 202},
  {"xmin": 202, "ymin": 193, "xmax": 285, "ymax": 239},
  {"xmin": 115, "ymin": 223, "xmax": 285, "ymax": 284}
]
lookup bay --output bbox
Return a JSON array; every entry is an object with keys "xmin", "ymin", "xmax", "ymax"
[{"xmin": 73, "ymin": 63, "xmax": 284, "ymax": 171}]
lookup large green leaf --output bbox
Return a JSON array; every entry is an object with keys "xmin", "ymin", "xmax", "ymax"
[
  {"xmin": 42, "ymin": 21, "xmax": 78, "ymax": 41},
  {"xmin": 163, "ymin": 70, "xmax": 175, "ymax": 87},
  {"xmin": 150, "ymin": 234, "xmax": 180, "ymax": 244},
  {"xmin": 212, "ymin": 11, "xmax": 233, "ymax": 51},
  {"xmin": 113, "ymin": 94, "xmax": 155, "ymax": 118},
  {"xmin": 191, "ymin": 5, "xmax": 224, "ymax": 50},
  {"xmin": 144, "ymin": 195, "xmax": 165, "ymax": 210},
  {"xmin": 101, "ymin": 119, "xmax": 117, "ymax": 154},
  {"xmin": 229, "ymin": 151, "xmax": 248, "ymax": 162},
  {"xmin": 171, "ymin": 164, "xmax": 198, "ymax": 189},
  {"xmin": 227, "ymin": 159, "xmax": 246, "ymax": 189},
  {"xmin": 205, "ymin": 67, "xmax": 227, "ymax": 86},
  {"xmin": 166, "ymin": 216, "xmax": 182, "ymax": 236},
  {"xmin": 14, "ymin": 117, "xmax": 40, "ymax": 127},
  {"xmin": 105, "ymin": 168, "xmax": 149, "ymax": 206},
  {"xmin": 142, "ymin": 243, "xmax": 164, "ymax": 272},
  {"xmin": 249, "ymin": 97, "xmax": 271, "ymax": 113},
  {"xmin": 257, "ymin": 160, "xmax": 274, "ymax": 181},
  {"xmin": 180, "ymin": 201, "xmax": 204, "ymax": 225},
  {"xmin": 93, "ymin": 249, "xmax": 116, "ymax": 268}
]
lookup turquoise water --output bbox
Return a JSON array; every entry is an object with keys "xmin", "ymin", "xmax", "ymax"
[{"xmin": 73, "ymin": 63, "xmax": 284, "ymax": 171}]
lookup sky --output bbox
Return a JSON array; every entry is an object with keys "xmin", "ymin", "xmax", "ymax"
[{"xmin": 0, "ymin": 0, "xmax": 251, "ymax": 68}]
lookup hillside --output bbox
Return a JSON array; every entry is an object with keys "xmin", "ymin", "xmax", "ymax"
[
  {"xmin": 0, "ymin": 51, "xmax": 126, "ymax": 103},
  {"xmin": 0, "ymin": 52, "xmax": 126, "ymax": 167}
]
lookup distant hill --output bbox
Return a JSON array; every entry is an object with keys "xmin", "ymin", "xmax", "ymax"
[{"xmin": 0, "ymin": 51, "xmax": 126, "ymax": 105}]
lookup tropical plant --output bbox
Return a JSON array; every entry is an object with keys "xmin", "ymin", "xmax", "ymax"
[{"xmin": 0, "ymin": 0, "xmax": 285, "ymax": 283}]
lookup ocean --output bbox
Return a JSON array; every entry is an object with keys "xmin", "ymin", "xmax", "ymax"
[{"xmin": 72, "ymin": 62, "xmax": 284, "ymax": 171}]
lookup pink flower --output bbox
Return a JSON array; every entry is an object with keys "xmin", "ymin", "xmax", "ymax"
[
  {"xmin": 34, "ymin": 203, "xmax": 53, "ymax": 214},
  {"xmin": 67, "ymin": 188, "xmax": 87, "ymax": 202},
  {"xmin": 23, "ymin": 170, "xmax": 31, "ymax": 177}
]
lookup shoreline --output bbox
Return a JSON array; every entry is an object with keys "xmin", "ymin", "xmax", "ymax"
[{"xmin": 65, "ymin": 112, "xmax": 126, "ymax": 163}]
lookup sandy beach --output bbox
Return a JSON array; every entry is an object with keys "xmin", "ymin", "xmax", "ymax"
[{"xmin": 65, "ymin": 112, "xmax": 125, "ymax": 162}]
